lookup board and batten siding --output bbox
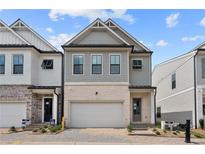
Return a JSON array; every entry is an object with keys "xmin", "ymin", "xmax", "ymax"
[{"xmin": 65, "ymin": 51, "xmax": 128, "ymax": 83}]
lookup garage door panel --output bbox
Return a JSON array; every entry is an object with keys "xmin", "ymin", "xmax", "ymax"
[
  {"xmin": 0, "ymin": 103, "xmax": 26, "ymax": 128},
  {"xmin": 70, "ymin": 102, "xmax": 123, "ymax": 128}
]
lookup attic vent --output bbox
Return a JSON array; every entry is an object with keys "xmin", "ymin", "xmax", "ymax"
[
  {"xmin": 14, "ymin": 22, "xmax": 25, "ymax": 28},
  {"xmin": 92, "ymin": 21, "xmax": 105, "ymax": 28}
]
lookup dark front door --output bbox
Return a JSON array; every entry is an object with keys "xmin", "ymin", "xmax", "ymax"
[
  {"xmin": 44, "ymin": 98, "xmax": 53, "ymax": 122},
  {"xmin": 133, "ymin": 98, "xmax": 141, "ymax": 122}
]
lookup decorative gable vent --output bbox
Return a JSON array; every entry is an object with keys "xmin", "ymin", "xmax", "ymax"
[
  {"xmin": 92, "ymin": 21, "xmax": 105, "ymax": 28},
  {"xmin": 0, "ymin": 23, "xmax": 5, "ymax": 28},
  {"xmin": 13, "ymin": 22, "xmax": 25, "ymax": 28},
  {"xmin": 106, "ymin": 21, "xmax": 116, "ymax": 27}
]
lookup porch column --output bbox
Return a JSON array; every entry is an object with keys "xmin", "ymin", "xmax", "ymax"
[
  {"xmin": 150, "ymin": 91, "xmax": 155, "ymax": 124},
  {"xmin": 196, "ymin": 87, "xmax": 203, "ymax": 128},
  {"xmin": 53, "ymin": 92, "xmax": 58, "ymax": 123}
]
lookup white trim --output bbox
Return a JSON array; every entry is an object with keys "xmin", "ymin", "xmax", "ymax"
[
  {"xmin": 72, "ymin": 53, "xmax": 85, "ymax": 75},
  {"xmin": 10, "ymin": 19, "xmax": 59, "ymax": 51},
  {"xmin": 90, "ymin": 53, "xmax": 103, "ymax": 75},
  {"xmin": 42, "ymin": 97, "xmax": 53, "ymax": 123},
  {"xmin": 109, "ymin": 53, "xmax": 121, "ymax": 75},
  {"xmin": 11, "ymin": 54, "xmax": 24, "ymax": 75},
  {"xmin": 0, "ymin": 20, "xmax": 31, "ymax": 45},
  {"xmin": 157, "ymin": 87, "xmax": 194, "ymax": 103},
  {"xmin": 105, "ymin": 19, "xmax": 151, "ymax": 51},
  {"xmin": 65, "ymin": 82, "xmax": 129, "ymax": 86},
  {"xmin": 64, "ymin": 18, "xmax": 130, "ymax": 46}
]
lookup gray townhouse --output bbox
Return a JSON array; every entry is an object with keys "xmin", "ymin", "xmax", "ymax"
[
  {"xmin": 0, "ymin": 19, "xmax": 63, "ymax": 127},
  {"xmin": 153, "ymin": 41, "xmax": 205, "ymax": 128},
  {"xmin": 62, "ymin": 18, "xmax": 156, "ymax": 128}
]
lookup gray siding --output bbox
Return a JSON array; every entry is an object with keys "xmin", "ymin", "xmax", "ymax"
[
  {"xmin": 129, "ymin": 55, "xmax": 151, "ymax": 86},
  {"xmin": 65, "ymin": 51, "xmax": 128, "ymax": 82}
]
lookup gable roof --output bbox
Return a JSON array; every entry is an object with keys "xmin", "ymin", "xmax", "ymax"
[
  {"xmin": 63, "ymin": 18, "xmax": 130, "ymax": 47},
  {"xmin": 0, "ymin": 19, "xmax": 31, "ymax": 45},
  {"xmin": 105, "ymin": 18, "xmax": 151, "ymax": 52},
  {"xmin": 10, "ymin": 19, "xmax": 58, "ymax": 51}
]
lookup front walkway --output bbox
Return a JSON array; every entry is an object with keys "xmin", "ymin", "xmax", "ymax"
[{"xmin": 0, "ymin": 128, "xmax": 205, "ymax": 145}]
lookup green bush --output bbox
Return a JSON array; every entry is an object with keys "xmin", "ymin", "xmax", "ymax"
[
  {"xmin": 173, "ymin": 132, "xmax": 177, "ymax": 135},
  {"xmin": 44, "ymin": 125, "xmax": 49, "ymax": 129},
  {"xmin": 176, "ymin": 130, "xmax": 180, "ymax": 133},
  {"xmin": 41, "ymin": 128, "xmax": 47, "ymax": 133},
  {"xmin": 199, "ymin": 119, "xmax": 204, "ymax": 129},
  {"xmin": 127, "ymin": 124, "xmax": 134, "ymax": 133},
  {"xmin": 9, "ymin": 126, "xmax": 16, "ymax": 132},
  {"xmin": 152, "ymin": 128, "xmax": 157, "ymax": 132},
  {"xmin": 191, "ymin": 131, "xmax": 205, "ymax": 138},
  {"xmin": 163, "ymin": 130, "xmax": 167, "ymax": 133},
  {"xmin": 32, "ymin": 128, "xmax": 39, "ymax": 132},
  {"xmin": 155, "ymin": 131, "xmax": 160, "ymax": 135},
  {"xmin": 49, "ymin": 125, "xmax": 61, "ymax": 133},
  {"xmin": 156, "ymin": 122, "xmax": 161, "ymax": 128},
  {"xmin": 21, "ymin": 126, "xmax": 25, "ymax": 130}
]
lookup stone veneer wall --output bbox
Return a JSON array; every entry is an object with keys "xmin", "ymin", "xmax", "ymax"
[{"xmin": 0, "ymin": 85, "xmax": 32, "ymax": 121}]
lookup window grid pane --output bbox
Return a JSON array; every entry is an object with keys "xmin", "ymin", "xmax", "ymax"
[
  {"xmin": 92, "ymin": 55, "xmax": 102, "ymax": 74},
  {"xmin": 13, "ymin": 55, "xmax": 23, "ymax": 74},
  {"xmin": 0, "ymin": 55, "xmax": 5, "ymax": 74},
  {"xmin": 73, "ymin": 55, "xmax": 84, "ymax": 74}
]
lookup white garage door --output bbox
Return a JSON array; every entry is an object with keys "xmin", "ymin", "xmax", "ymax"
[
  {"xmin": 70, "ymin": 102, "xmax": 124, "ymax": 128},
  {"xmin": 0, "ymin": 102, "xmax": 26, "ymax": 128}
]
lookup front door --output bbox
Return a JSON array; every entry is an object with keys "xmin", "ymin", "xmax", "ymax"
[
  {"xmin": 44, "ymin": 98, "xmax": 53, "ymax": 122},
  {"xmin": 133, "ymin": 98, "xmax": 141, "ymax": 122}
]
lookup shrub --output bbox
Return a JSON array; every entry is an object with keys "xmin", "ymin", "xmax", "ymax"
[
  {"xmin": 173, "ymin": 132, "xmax": 177, "ymax": 135},
  {"xmin": 49, "ymin": 125, "xmax": 61, "ymax": 133},
  {"xmin": 155, "ymin": 131, "xmax": 160, "ymax": 135},
  {"xmin": 152, "ymin": 128, "xmax": 157, "ymax": 132},
  {"xmin": 41, "ymin": 128, "xmax": 47, "ymax": 133},
  {"xmin": 21, "ymin": 126, "xmax": 25, "ymax": 130},
  {"xmin": 127, "ymin": 124, "xmax": 134, "ymax": 133},
  {"xmin": 32, "ymin": 128, "xmax": 39, "ymax": 132},
  {"xmin": 9, "ymin": 126, "xmax": 16, "ymax": 132},
  {"xmin": 199, "ymin": 119, "xmax": 204, "ymax": 129},
  {"xmin": 156, "ymin": 122, "xmax": 161, "ymax": 128},
  {"xmin": 44, "ymin": 125, "xmax": 49, "ymax": 129},
  {"xmin": 163, "ymin": 130, "xmax": 167, "ymax": 133},
  {"xmin": 176, "ymin": 130, "xmax": 180, "ymax": 134}
]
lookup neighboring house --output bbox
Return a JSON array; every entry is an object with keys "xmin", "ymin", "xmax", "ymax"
[
  {"xmin": 0, "ymin": 19, "xmax": 63, "ymax": 128},
  {"xmin": 62, "ymin": 18, "xmax": 156, "ymax": 128},
  {"xmin": 153, "ymin": 41, "xmax": 205, "ymax": 128}
]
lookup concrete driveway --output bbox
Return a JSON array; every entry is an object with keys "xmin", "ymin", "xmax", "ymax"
[{"xmin": 0, "ymin": 128, "xmax": 205, "ymax": 145}]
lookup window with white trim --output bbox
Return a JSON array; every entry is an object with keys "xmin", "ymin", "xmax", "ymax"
[
  {"xmin": 41, "ymin": 59, "xmax": 53, "ymax": 69},
  {"xmin": 13, "ymin": 55, "xmax": 23, "ymax": 74},
  {"xmin": 73, "ymin": 55, "xmax": 83, "ymax": 74},
  {"xmin": 92, "ymin": 55, "xmax": 102, "ymax": 74},
  {"xmin": 201, "ymin": 58, "xmax": 205, "ymax": 78},
  {"xmin": 0, "ymin": 55, "xmax": 5, "ymax": 74},
  {"xmin": 171, "ymin": 73, "xmax": 176, "ymax": 89},
  {"xmin": 132, "ymin": 59, "xmax": 142, "ymax": 69},
  {"xmin": 110, "ymin": 55, "xmax": 120, "ymax": 74}
]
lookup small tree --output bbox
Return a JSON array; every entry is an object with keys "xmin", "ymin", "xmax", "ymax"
[{"xmin": 199, "ymin": 119, "xmax": 204, "ymax": 129}]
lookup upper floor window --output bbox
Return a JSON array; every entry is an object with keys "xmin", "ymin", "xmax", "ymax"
[
  {"xmin": 13, "ymin": 55, "xmax": 23, "ymax": 74},
  {"xmin": 201, "ymin": 58, "xmax": 205, "ymax": 78},
  {"xmin": 73, "ymin": 55, "xmax": 83, "ymax": 74},
  {"xmin": 132, "ymin": 59, "xmax": 142, "ymax": 69},
  {"xmin": 41, "ymin": 59, "xmax": 53, "ymax": 69},
  {"xmin": 92, "ymin": 55, "xmax": 102, "ymax": 74},
  {"xmin": 171, "ymin": 73, "xmax": 176, "ymax": 89},
  {"xmin": 0, "ymin": 55, "xmax": 5, "ymax": 74},
  {"xmin": 110, "ymin": 55, "xmax": 120, "ymax": 74},
  {"xmin": 157, "ymin": 107, "xmax": 161, "ymax": 118}
]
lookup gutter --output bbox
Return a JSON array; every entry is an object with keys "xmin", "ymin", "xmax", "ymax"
[
  {"xmin": 154, "ymin": 88, "xmax": 157, "ymax": 125},
  {"xmin": 54, "ymin": 88, "xmax": 60, "ymax": 125},
  {"xmin": 193, "ymin": 50, "xmax": 199, "ymax": 129},
  {"xmin": 61, "ymin": 52, "xmax": 64, "ymax": 122}
]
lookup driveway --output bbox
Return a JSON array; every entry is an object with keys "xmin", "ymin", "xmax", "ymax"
[{"xmin": 0, "ymin": 128, "xmax": 205, "ymax": 145}]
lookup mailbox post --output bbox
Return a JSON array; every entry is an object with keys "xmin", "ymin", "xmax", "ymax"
[{"xmin": 185, "ymin": 120, "xmax": 191, "ymax": 143}]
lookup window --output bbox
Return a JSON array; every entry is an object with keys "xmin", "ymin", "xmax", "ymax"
[
  {"xmin": 0, "ymin": 55, "xmax": 5, "ymax": 74},
  {"xmin": 110, "ymin": 55, "xmax": 120, "ymax": 74},
  {"xmin": 201, "ymin": 58, "xmax": 205, "ymax": 78},
  {"xmin": 132, "ymin": 59, "xmax": 142, "ymax": 69},
  {"xmin": 157, "ymin": 107, "xmax": 161, "ymax": 118},
  {"xmin": 41, "ymin": 59, "xmax": 53, "ymax": 69},
  {"xmin": 13, "ymin": 55, "xmax": 23, "ymax": 74},
  {"xmin": 73, "ymin": 55, "xmax": 83, "ymax": 74},
  {"xmin": 171, "ymin": 73, "xmax": 176, "ymax": 89},
  {"xmin": 92, "ymin": 55, "xmax": 102, "ymax": 74},
  {"xmin": 203, "ymin": 104, "xmax": 205, "ymax": 115}
]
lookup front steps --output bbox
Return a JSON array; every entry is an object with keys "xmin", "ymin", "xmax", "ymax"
[
  {"xmin": 24, "ymin": 123, "xmax": 49, "ymax": 131},
  {"xmin": 132, "ymin": 123, "xmax": 154, "ymax": 130}
]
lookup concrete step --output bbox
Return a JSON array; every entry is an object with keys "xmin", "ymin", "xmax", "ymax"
[
  {"xmin": 132, "ymin": 123, "xmax": 154, "ymax": 130},
  {"xmin": 24, "ymin": 123, "xmax": 49, "ymax": 131}
]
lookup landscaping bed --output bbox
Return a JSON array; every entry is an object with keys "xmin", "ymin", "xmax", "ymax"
[
  {"xmin": 32, "ymin": 125, "xmax": 63, "ymax": 135},
  {"xmin": 0, "ymin": 126, "xmax": 26, "ymax": 134}
]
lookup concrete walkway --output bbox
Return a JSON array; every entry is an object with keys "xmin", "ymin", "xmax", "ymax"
[{"xmin": 0, "ymin": 128, "xmax": 205, "ymax": 145}]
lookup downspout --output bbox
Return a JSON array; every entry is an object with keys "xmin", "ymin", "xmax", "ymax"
[
  {"xmin": 154, "ymin": 88, "xmax": 157, "ymax": 125},
  {"xmin": 193, "ymin": 50, "xmax": 199, "ymax": 129},
  {"xmin": 61, "ymin": 52, "xmax": 64, "ymax": 122},
  {"xmin": 54, "ymin": 88, "xmax": 60, "ymax": 124}
]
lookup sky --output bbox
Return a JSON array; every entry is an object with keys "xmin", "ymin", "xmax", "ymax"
[{"xmin": 0, "ymin": 9, "xmax": 205, "ymax": 67}]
